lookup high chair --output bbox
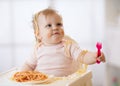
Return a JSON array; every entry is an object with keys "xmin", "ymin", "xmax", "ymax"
[
  {"xmin": 67, "ymin": 70, "xmax": 92, "ymax": 86},
  {"xmin": 64, "ymin": 35, "xmax": 93, "ymax": 86},
  {"xmin": 0, "ymin": 68, "xmax": 92, "ymax": 86},
  {"xmin": 0, "ymin": 36, "xmax": 93, "ymax": 86}
]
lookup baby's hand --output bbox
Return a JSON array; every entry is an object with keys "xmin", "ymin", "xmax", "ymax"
[{"xmin": 96, "ymin": 52, "xmax": 106, "ymax": 63}]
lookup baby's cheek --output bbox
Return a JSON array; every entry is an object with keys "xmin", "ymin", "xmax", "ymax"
[
  {"xmin": 61, "ymin": 29, "xmax": 64, "ymax": 36},
  {"xmin": 47, "ymin": 33, "xmax": 52, "ymax": 38}
]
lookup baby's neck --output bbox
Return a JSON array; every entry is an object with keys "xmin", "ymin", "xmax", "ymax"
[{"xmin": 43, "ymin": 41, "xmax": 62, "ymax": 46}]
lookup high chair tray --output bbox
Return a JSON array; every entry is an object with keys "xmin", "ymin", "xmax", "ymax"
[{"xmin": 0, "ymin": 68, "xmax": 92, "ymax": 86}]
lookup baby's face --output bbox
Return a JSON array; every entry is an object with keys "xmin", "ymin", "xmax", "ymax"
[{"xmin": 38, "ymin": 13, "xmax": 64, "ymax": 45}]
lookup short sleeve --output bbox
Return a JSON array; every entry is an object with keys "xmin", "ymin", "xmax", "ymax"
[{"xmin": 70, "ymin": 43, "xmax": 82, "ymax": 61}]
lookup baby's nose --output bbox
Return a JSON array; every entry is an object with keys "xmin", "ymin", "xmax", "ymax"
[{"xmin": 52, "ymin": 25, "xmax": 58, "ymax": 30}]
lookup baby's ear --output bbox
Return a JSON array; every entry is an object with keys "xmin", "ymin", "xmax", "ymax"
[
  {"xmin": 34, "ymin": 28, "xmax": 40, "ymax": 37},
  {"xmin": 34, "ymin": 30, "xmax": 42, "ymax": 41}
]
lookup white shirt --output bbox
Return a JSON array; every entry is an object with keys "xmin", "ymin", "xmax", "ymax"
[{"xmin": 23, "ymin": 41, "xmax": 82, "ymax": 77}]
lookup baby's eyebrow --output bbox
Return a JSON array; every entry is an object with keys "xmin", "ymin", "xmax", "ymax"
[{"xmin": 56, "ymin": 22, "xmax": 62, "ymax": 24}]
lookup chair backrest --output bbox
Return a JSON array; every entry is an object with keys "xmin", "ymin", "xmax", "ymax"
[{"xmin": 64, "ymin": 35, "xmax": 88, "ymax": 74}]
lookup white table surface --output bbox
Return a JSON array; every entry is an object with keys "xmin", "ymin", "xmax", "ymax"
[{"xmin": 0, "ymin": 68, "xmax": 92, "ymax": 86}]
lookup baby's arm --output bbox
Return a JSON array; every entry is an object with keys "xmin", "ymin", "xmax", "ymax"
[
  {"xmin": 70, "ymin": 43, "xmax": 105, "ymax": 65},
  {"xmin": 20, "ymin": 61, "xmax": 36, "ymax": 71},
  {"xmin": 20, "ymin": 54, "xmax": 37, "ymax": 71},
  {"xmin": 82, "ymin": 51, "xmax": 105, "ymax": 65},
  {"xmin": 20, "ymin": 46, "xmax": 38, "ymax": 71}
]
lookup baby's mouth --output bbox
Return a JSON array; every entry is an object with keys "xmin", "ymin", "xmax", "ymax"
[{"xmin": 52, "ymin": 32, "xmax": 60, "ymax": 35}]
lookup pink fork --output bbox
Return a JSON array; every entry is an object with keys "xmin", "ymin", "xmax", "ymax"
[{"xmin": 96, "ymin": 42, "xmax": 102, "ymax": 64}]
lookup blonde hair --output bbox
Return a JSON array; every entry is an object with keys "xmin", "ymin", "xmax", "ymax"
[{"xmin": 32, "ymin": 8, "xmax": 62, "ymax": 45}]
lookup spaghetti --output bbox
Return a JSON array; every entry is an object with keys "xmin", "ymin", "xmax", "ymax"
[{"xmin": 12, "ymin": 71, "xmax": 48, "ymax": 82}]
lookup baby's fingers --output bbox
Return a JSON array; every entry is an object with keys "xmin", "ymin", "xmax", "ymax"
[{"xmin": 98, "ymin": 52, "xmax": 106, "ymax": 63}]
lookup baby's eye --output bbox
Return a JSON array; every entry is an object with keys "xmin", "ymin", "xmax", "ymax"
[
  {"xmin": 46, "ymin": 24, "xmax": 52, "ymax": 28},
  {"xmin": 56, "ymin": 23, "xmax": 63, "ymax": 27}
]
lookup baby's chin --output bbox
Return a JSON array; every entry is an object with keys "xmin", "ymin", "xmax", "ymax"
[
  {"xmin": 52, "ymin": 35, "xmax": 63, "ymax": 40},
  {"xmin": 51, "ymin": 38, "xmax": 62, "ymax": 44},
  {"xmin": 52, "ymin": 40, "xmax": 62, "ymax": 44}
]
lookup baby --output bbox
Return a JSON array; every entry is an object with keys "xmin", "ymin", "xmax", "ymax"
[{"xmin": 21, "ymin": 8, "xmax": 105, "ymax": 77}]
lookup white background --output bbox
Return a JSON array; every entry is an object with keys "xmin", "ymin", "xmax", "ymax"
[{"xmin": 0, "ymin": 0, "xmax": 120, "ymax": 86}]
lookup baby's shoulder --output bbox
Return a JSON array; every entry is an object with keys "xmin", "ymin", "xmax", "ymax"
[
  {"xmin": 63, "ymin": 35, "xmax": 77, "ymax": 44},
  {"xmin": 63, "ymin": 39, "xmax": 80, "ymax": 51},
  {"xmin": 63, "ymin": 36, "xmax": 78, "ymax": 46}
]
